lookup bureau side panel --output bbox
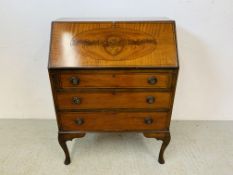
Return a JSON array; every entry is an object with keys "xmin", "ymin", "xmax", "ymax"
[
  {"xmin": 165, "ymin": 69, "xmax": 179, "ymax": 128},
  {"xmin": 48, "ymin": 70, "xmax": 62, "ymax": 130}
]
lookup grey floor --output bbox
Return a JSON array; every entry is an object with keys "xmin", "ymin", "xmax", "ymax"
[{"xmin": 0, "ymin": 120, "xmax": 232, "ymax": 175}]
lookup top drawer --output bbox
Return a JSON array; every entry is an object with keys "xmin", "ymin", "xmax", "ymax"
[{"xmin": 59, "ymin": 72, "xmax": 171, "ymax": 89}]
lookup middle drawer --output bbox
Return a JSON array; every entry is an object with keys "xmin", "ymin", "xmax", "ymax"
[{"xmin": 56, "ymin": 91, "xmax": 171, "ymax": 110}]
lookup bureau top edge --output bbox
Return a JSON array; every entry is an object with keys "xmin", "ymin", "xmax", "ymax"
[
  {"xmin": 53, "ymin": 17, "xmax": 174, "ymax": 23},
  {"xmin": 47, "ymin": 65, "xmax": 179, "ymax": 70}
]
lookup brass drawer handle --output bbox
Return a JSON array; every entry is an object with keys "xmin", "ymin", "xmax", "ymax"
[
  {"xmin": 144, "ymin": 117, "xmax": 153, "ymax": 125},
  {"xmin": 72, "ymin": 97, "xmax": 81, "ymax": 104},
  {"xmin": 146, "ymin": 96, "xmax": 155, "ymax": 104},
  {"xmin": 148, "ymin": 76, "xmax": 157, "ymax": 85},
  {"xmin": 70, "ymin": 77, "xmax": 80, "ymax": 85},
  {"xmin": 75, "ymin": 118, "xmax": 84, "ymax": 125}
]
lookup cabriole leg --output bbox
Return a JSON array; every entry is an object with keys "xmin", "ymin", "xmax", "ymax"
[
  {"xmin": 143, "ymin": 132, "xmax": 171, "ymax": 164},
  {"xmin": 158, "ymin": 133, "xmax": 171, "ymax": 164},
  {"xmin": 58, "ymin": 133, "xmax": 86, "ymax": 165}
]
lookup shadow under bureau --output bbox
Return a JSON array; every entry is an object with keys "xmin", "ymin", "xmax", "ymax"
[{"xmin": 48, "ymin": 18, "xmax": 179, "ymax": 165}]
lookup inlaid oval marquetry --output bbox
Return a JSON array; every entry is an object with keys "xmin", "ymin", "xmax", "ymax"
[{"xmin": 70, "ymin": 28, "xmax": 157, "ymax": 61}]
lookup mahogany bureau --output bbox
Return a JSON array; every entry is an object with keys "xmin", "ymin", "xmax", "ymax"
[{"xmin": 48, "ymin": 18, "xmax": 179, "ymax": 165}]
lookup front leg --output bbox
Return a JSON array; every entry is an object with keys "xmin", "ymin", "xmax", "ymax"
[
  {"xmin": 143, "ymin": 132, "xmax": 171, "ymax": 164},
  {"xmin": 157, "ymin": 133, "xmax": 171, "ymax": 164},
  {"xmin": 58, "ymin": 132, "xmax": 86, "ymax": 165}
]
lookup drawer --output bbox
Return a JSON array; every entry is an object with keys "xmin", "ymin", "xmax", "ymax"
[
  {"xmin": 56, "ymin": 91, "xmax": 171, "ymax": 110},
  {"xmin": 59, "ymin": 72, "xmax": 171, "ymax": 89},
  {"xmin": 59, "ymin": 112, "xmax": 169, "ymax": 131}
]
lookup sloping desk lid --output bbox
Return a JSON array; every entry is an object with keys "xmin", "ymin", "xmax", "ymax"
[{"xmin": 48, "ymin": 19, "xmax": 179, "ymax": 69}]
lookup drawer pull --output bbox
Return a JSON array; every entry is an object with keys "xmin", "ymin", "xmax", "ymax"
[
  {"xmin": 146, "ymin": 96, "xmax": 155, "ymax": 104},
  {"xmin": 148, "ymin": 77, "xmax": 157, "ymax": 85},
  {"xmin": 144, "ymin": 117, "xmax": 153, "ymax": 125},
  {"xmin": 70, "ymin": 77, "xmax": 80, "ymax": 85},
  {"xmin": 72, "ymin": 97, "xmax": 81, "ymax": 104},
  {"xmin": 75, "ymin": 118, "xmax": 84, "ymax": 125}
]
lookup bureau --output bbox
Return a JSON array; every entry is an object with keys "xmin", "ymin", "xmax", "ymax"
[{"xmin": 48, "ymin": 18, "xmax": 179, "ymax": 165}]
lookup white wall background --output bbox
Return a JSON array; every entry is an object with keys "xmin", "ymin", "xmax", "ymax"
[{"xmin": 0, "ymin": 0, "xmax": 233, "ymax": 120}]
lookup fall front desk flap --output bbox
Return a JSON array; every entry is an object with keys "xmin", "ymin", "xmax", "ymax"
[{"xmin": 48, "ymin": 20, "xmax": 178, "ymax": 68}]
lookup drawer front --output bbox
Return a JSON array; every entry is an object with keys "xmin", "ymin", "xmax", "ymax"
[
  {"xmin": 56, "ymin": 91, "xmax": 171, "ymax": 110},
  {"xmin": 59, "ymin": 112, "xmax": 169, "ymax": 131},
  {"xmin": 59, "ymin": 72, "xmax": 171, "ymax": 88}
]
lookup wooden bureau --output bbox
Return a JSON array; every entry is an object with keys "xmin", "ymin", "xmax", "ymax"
[{"xmin": 48, "ymin": 18, "xmax": 179, "ymax": 165}]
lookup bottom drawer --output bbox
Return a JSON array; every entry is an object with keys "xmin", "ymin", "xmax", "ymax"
[{"xmin": 59, "ymin": 112, "xmax": 169, "ymax": 132}]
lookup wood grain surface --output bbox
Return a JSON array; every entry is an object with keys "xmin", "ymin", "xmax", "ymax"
[
  {"xmin": 59, "ymin": 72, "xmax": 171, "ymax": 88},
  {"xmin": 59, "ymin": 111, "xmax": 169, "ymax": 131},
  {"xmin": 56, "ymin": 91, "xmax": 171, "ymax": 110},
  {"xmin": 49, "ymin": 21, "xmax": 178, "ymax": 68}
]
